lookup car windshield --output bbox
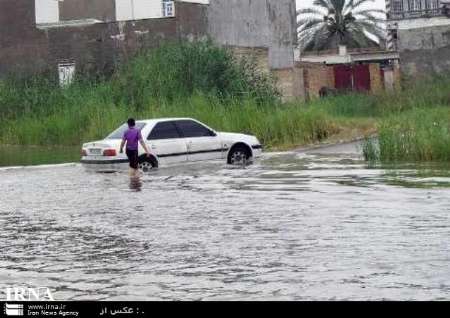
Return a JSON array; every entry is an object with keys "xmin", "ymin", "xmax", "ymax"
[{"xmin": 106, "ymin": 122, "xmax": 146, "ymax": 139}]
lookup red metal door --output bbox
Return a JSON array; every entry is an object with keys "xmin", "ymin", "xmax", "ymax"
[
  {"xmin": 353, "ymin": 64, "xmax": 371, "ymax": 92},
  {"xmin": 334, "ymin": 65, "xmax": 353, "ymax": 91}
]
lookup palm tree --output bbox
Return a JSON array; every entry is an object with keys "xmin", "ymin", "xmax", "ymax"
[{"xmin": 297, "ymin": 0, "xmax": 386, "ymax": 52}]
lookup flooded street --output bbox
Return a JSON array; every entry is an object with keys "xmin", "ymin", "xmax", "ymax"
[{"xmin": 1, "ymin": 142, "xmax": 450, "ymax": 300}]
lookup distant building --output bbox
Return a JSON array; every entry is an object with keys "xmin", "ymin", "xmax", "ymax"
[
  {"xmin": 35, "ymin": 0, "xmax": 209, "ymax": 24},
  {"xmin": 0, "ymin": 0, "xmax": 213, "ymax": 83},
  {"xmin": 297, "ymin": 46, "xmax": 401, "ymax": 99},
  {"xmin": 386, "ymin": 0, "xmax": 450, "ymax": 75},
  {"xmin": 0, "ymin": 0, "xmax": 298, "ymax": 98}
]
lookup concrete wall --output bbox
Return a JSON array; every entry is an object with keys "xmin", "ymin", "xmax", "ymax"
[
  {"xmin": 266, "ymin": 0, "xmax": 297, "ymax": 69},
  {"xmin": 207, "ymin": 0, "xmax": 296, "ymax": 69},
  {"xmin": 397, "ymin": 20, "xmax": 450, "ymax": 75}
]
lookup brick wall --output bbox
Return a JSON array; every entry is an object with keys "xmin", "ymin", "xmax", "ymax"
[
  {"xmin": 229, "ymin": 46, "xmax": 270, "ymax": 74},
  {"xmin": 175, "ymin": 2, "xmax": 208, "ymax": 40},
  {"xmin": 231, "ymin": 47, "xmax": 308, "ymax": 101},
  {"xmin": 0, "ymin": 1, "xmax": 209, "ymax": 79},
  {"xmin": 46, "ymin": 3, "xmax": 208, "ymax": 76},
  {"xmin": 0, "ymin": 0, "xmax": 50, "ymax": 76},
  {"xmin": 298, "ymin": 62, "xmax": 335, "ymax": 99},
  {"xmin": 271, "ymin": 67, "xmax": 306, "ymax": 102},
  {"xmin": 0, "ymin": 0, "xmax": 298, "ymax": 102},
  {"xmin": 393, "ymin": 61, "xmax": 402, "ymax": 90},
  {"xmin": 369, "ymin": 63, "xmax": 383, "ymax": 94}
]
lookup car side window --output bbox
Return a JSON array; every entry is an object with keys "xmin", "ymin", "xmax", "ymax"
[
  {"xmin": 147, "ymin": 121, "xmax": 181, "ymax": 140},
  {"xmin": 175, "ymin": 120, "xmax": 215, "ymax": 138}
]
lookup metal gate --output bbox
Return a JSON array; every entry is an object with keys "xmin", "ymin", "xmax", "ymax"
[{"xmin": 333, "ymin": 64, "xmax": 371, "ymax": 92}]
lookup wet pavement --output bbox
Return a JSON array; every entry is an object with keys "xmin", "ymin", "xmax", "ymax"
[{"xmin": 1, "ymin": 142, "xmax": 450, "ymax": 300}]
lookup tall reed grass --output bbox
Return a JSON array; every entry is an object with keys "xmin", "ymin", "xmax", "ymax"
[
  {"xmin": 363, "ymin": 107, "xmax": 450, "ymax": 162},
  {"xmin": 1, "ymin": 40, "xmax": 450, "ymax": 156},
  {"xmin": 0, "ymin": 94, "xmax": 339, "ymax": 149}
]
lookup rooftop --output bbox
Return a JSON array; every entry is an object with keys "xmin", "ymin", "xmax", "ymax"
[{"xmin": 298, "ymin": 46, "xmax": 400, "ymax": 65}]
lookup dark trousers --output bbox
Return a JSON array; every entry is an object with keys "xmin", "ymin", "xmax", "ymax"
[{"xmin": 126, "ymin": 149, "xmax": 139, "ymax": 169}]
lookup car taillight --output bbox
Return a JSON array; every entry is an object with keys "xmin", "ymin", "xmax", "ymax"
[
  {"xmin": 81, "ymin": 149, "xmax": 87, "ymax": 156},
  {"xmin": 103, "ymin": 149, "xmax": 117, "ymax": 157}
]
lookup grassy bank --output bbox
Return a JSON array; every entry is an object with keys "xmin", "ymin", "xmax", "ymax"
[
  {"xmin": 1, "ymin": 41, "xmax": 450, "ymax": 157},
  {"xmin": 359, "ymin": 76, "xmax": 450, "ymax": 163},
  {"xmin": 363, "ymin": 107, "xmax": 450, "ymax": 163},
  {"xmin": 0, "ymin": 41, "xmax": 353, "ymax": 150},
  {"xmin": 1, "ymin": 94, "xmax": 342, "ymax": 149}
]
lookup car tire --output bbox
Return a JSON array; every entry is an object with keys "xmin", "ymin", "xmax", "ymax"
[
  {"xmin": 228, "ymin": 145, "xmax": 251, "ymax": 166},
  {"xmin": 138, "ymin": 156, "xmax": 158, "ymax": 173}
]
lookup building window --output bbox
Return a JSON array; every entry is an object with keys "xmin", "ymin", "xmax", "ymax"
[
  {"xmin": 58, "ymin": 62, "xmax": 76, "ymax": 87},
  {"xmin": 393, "ymin": 0, "xmax": 404, "ymax": 12},
  {"xmin": 391, "ymin": 0, "xmax": 443, "ymax": 18},
  {"xmin": 432, "ymin": 0, "xmax": 440, "ymax": 9},
  {"xmin": 162, "ymin": 1, "xmax": 175, "ymax": 17}
]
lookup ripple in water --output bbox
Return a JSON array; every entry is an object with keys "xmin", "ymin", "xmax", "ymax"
[{"xmin": 1, "ymin": 149, "xmax": 450, "ymax": 300}]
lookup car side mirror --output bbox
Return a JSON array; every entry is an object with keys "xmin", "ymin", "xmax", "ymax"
[{"xmin": 209, "ymin": 130, "xmax": 217, "ymax": 137}]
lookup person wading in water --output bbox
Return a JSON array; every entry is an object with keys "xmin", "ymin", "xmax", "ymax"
[{"xmin": 120, "ymin": 118, "xmax": 151, "ymax": 177}]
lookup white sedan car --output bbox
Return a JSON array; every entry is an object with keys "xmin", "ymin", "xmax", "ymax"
[{"xmin": 81, "ymin": 118, "xmax": 263, "ymax": 171}]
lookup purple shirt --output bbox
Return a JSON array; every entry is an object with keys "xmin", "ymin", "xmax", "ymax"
[{"xmin": 122, "ymin": 127, "xmax": 143, "ymax": 151}]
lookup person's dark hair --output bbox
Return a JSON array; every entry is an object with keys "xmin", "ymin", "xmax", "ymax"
[{"xmin": 127, "ymin": 118, "xmax": 136, "ymax": 127}]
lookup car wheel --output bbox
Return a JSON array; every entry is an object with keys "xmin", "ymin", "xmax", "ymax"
[
  {"xmin": 139, "ymin": 156, "xmax": 157, "ymax": 173},
  {"xmin": 228, "ymin": 145, "xmax": 251, "ymax": 166}
]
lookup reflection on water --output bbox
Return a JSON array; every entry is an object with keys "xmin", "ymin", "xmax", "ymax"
[
  {"xmin": 1, "ymin": 144, "xmax": 450, "ymax": 300},
  {"xmin": 0, "ymin": 145, "xmax": 80, "ymax": 167},
  {"xmin": 129, "ymin": 176, "xmax": 143, "ymax": 192}
]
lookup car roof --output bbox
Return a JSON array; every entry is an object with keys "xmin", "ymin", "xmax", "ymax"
[{"xmin": 136, "ymin": 118, "xmax": 197, "ymax": 125}]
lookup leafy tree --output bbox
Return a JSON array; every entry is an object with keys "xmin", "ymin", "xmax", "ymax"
[{"xmin": 297, "ymin": 0, "xmax": 385, "ymax": 51}]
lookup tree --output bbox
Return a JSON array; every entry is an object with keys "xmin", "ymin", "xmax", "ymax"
[{"xmin": 297, "ymin": 0, "xmax": 386, "ymax": 52}]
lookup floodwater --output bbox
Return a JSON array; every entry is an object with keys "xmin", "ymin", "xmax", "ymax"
[
  {"xmin": 0, "ymin": 145, "xmax": 80, "ymax": 167},
  {"xmin": 1, "ymin": 142, "xmax": 450, "ymax": 300}
]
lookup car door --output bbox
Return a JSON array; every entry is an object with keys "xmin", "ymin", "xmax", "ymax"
[
  {"xmin": 146, "ymin": 121, "xmax": 188, "ymax": 165},
  {"xmin": 174, "ymin": 120, "xmax": 224, "ymax": 162}
]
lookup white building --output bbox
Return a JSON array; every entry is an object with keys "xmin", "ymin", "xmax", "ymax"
[
  {"xmin": 35, "ymin": 0, "xmax": 210, "ymax": 24},
  {"xmin": 387, "ymin": 0, "xmax": 450, "ymax": 30},
  {"xmin": 35, "ymin": 0, "xmax": 59, "ymax": 24},
  {"xmin": 385, "ymin": 0, "xmax": 450, "ymax": 50}
]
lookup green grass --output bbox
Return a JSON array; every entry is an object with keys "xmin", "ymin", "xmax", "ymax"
[
  {"xmin": 0, "ymin": 41, "xmax": 340, "ymax": 150},
  {"xmin": 0, "ymin": 94, "xmax": 340, "ymax": 149},
  {"xmin": 1, "ymin": 41, "xmax": 450, "ymax": 160},
  {"xmin": 363, "ymin": 107, "xmax": 450, "ymax": 163}
]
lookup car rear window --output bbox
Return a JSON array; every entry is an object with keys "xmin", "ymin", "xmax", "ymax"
[{"xmin": 106, "ymin": 122, "xmax": 146, "ymax": 139}]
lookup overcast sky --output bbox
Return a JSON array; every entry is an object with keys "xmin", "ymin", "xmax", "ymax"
[{"xmin": 296, "ymin": 0, "xmax": 386, "ymax": 10}]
